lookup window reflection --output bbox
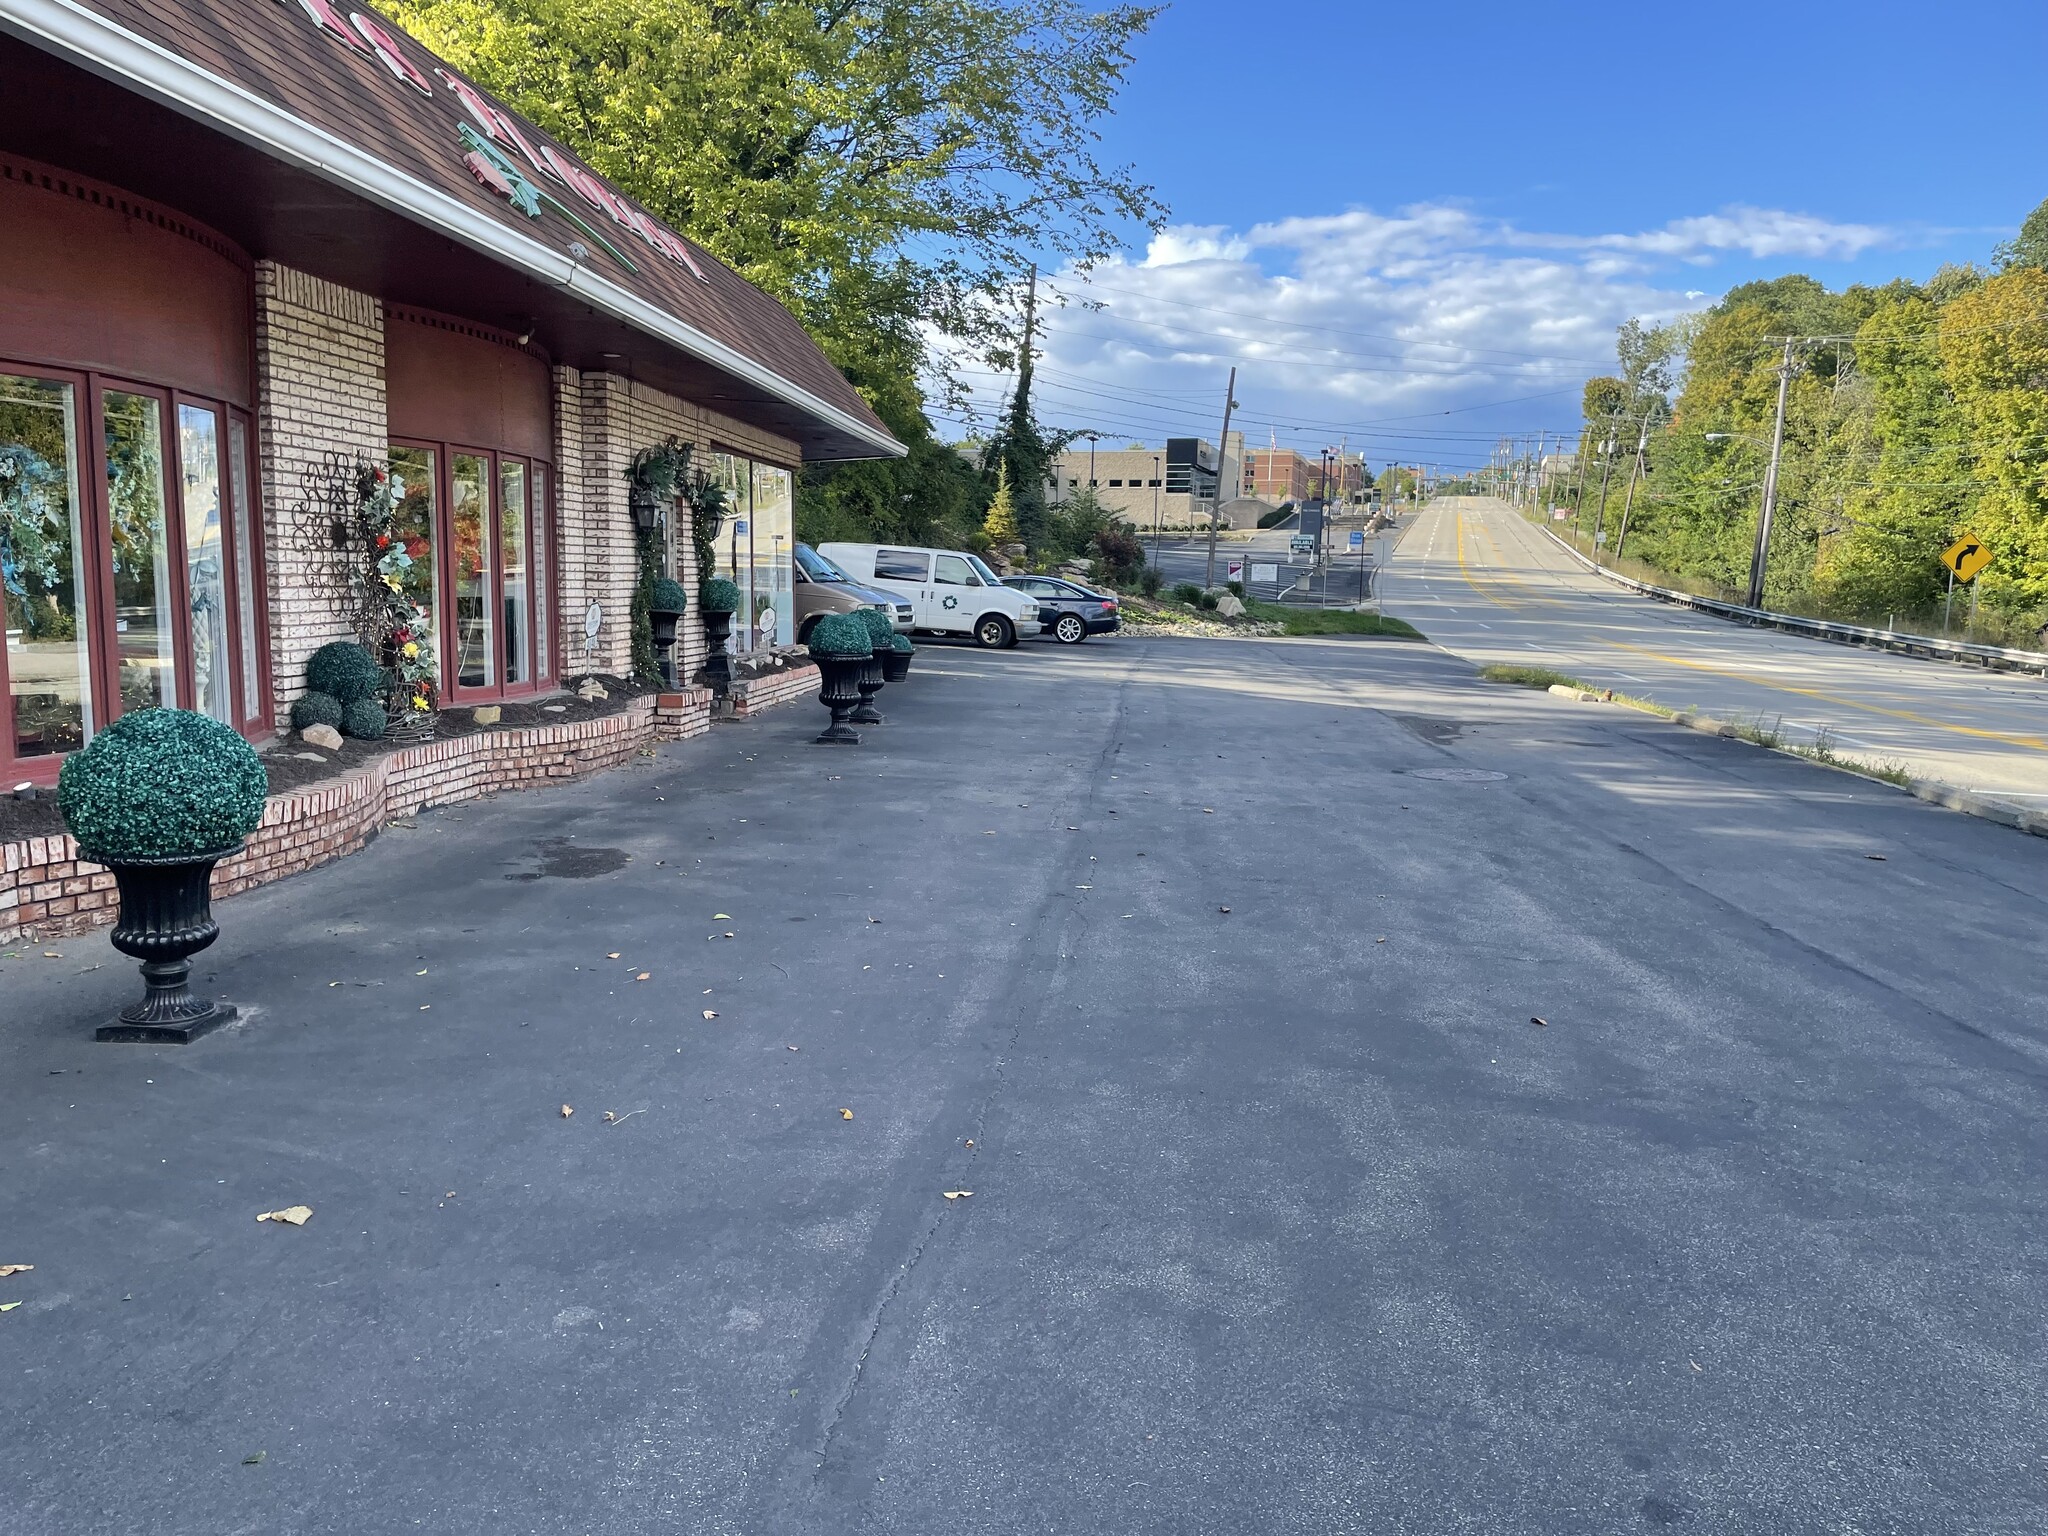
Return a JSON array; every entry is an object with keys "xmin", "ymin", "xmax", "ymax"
[
  {"xmin": 227, "ymin": 416, "xmax": 262, "ymax": 724},
  {"xmin": 0, "ymin": 373, "xmax": 91, "ymax": 757},
  {"xmin": 500, "ymin": 459, "xmax": 529, "ymax": 686},
  {"xmin": 451, "ymin": 452, "xmax": 492, "ymax": 687},
  {"xmin": 103, "ymin": 390, "xmax": 174, "ymax": 713},
  {"xmin": 388, "ymin": 446, "xmax": 439, "ymax": 675},
  {"xmin": 532, "ymin": 464, "xmax": 549, "ymax": 678},
  {"xmin": 178, "ymin": 402, "xmax": 232, "ymax": 725}
]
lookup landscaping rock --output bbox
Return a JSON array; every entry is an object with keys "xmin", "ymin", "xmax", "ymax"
[
  {"xmin": 473, "ymin": 706, "xmax": 502, "ymax": 726},
  {"xmin": 301, "ymin": 724, "xmax": 344, "ymax": 750},
  {"xmin": 1215, "ymin": 593, "xmax": 1246, "ymax": 618}
]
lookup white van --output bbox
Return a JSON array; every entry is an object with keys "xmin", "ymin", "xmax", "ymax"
[{"xmin": 817, "ymin": 543, "xmax": 1046, "ymax": 649}]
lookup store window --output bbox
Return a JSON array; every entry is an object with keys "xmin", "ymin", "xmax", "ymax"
[
  {"xmin": 386, "ymin": 441, "xmax": 553, "ymax": 702},
  {"xmin": 0, "ymin": 369, "xmax": 269, "ymax": 779},
  {"xmin": 385, "ymin": 310, "xmax": 555, "ymax": 701},
  {"xmin": 701, "ymin": 451, "xmax": 795, "ymax": 654},
  {"xmin": 0, "ymin": 160, "xmax": 267, "ymax": 780}
]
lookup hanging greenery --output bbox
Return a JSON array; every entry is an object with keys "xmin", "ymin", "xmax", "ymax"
[
  {"xmin": 623, "ymin": 438, "xmax": 695, "ymax": 685},
  {"xmin": 680, "ymin": 470, "xmax": 730, "ymax": 605}
]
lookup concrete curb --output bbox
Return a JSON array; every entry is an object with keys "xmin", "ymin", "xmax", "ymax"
[{"xmin": 1641, "ymin": 699, "xmax": 2048, "ymax": 839}]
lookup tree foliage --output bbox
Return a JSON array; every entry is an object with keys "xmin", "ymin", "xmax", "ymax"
[{"xmin": 1574, "ymin": 204, "xmax": 2048, "ymax": 641}]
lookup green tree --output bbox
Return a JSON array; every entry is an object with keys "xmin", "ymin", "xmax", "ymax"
[
  {"xmin": 983, "ymin": 464, "xmax": 1020, "ymax": 545},
  {"xmin": 1939, "ymin": 268, "xmax": 2048, "ymax": 615},
  {"xmin": 389, "ymin": 0, "xmax": 1162, "ymax": 388},
  {"xmin": 1994, "ymin": 196, "xmax": 2048, "ymax": 273}
]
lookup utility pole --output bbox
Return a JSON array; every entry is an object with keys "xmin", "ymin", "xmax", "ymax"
[
  {"xmin": 1590, "ymin": 429, "xmax": 1618, "ymax": 562},
  {"xmin": 1203, "ymin": 365, "xmax": 1238, "ymax": 589},
  {"xmin": 1747, "ymin": 338, "xmax": 1796, "ymax": 609},
  {"xmin": 1614, "ymin": 412, "xmax": 1650, "ymax": 559},
  {"xmin": 1568, "ymin": 430, "xmax": 1590, "ymax": 531}
]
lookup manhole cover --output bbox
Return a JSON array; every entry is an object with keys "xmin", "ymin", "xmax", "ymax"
[{"xmin": 1407, "ymin": 767, "xmax": 1507, "ymax": 782}]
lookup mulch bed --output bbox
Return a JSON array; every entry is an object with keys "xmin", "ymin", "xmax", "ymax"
[{"xmin": 0, "ymin": 676, "xmax": 656, "ymax": 845}]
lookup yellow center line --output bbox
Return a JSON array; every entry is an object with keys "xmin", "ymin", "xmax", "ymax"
[
  {"xmin": 1455, "ymin": 513, "xmax": 1522, "ymax": 611},
  {"xmin": 1474, "ymin": 523, "xmax": 1567, "ymax": 607},
  {"xmin": 1606, "ymin": 640, "xmax": 2048, "ymax": 753}
]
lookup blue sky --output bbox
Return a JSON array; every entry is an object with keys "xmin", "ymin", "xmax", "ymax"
[{"xmin": 934, "ymin": 0, "xmax": 2048, "ymax": 477}]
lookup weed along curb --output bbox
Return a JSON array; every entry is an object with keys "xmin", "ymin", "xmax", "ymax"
[{"xmin": 1487, "ymin": 666, "xmax": 2048, "ymax": 841}]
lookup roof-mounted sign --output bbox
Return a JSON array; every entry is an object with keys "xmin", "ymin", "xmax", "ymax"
[{"xmin": 276, "ymin": 0, "xmax": 707, "ymax": 282}]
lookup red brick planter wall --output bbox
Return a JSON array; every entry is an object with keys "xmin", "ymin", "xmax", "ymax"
[
  {"xmin": 729, "ymin": 662, "xmax": 819, "ymax": 719},
  {"xmin": 0, "ymin": 692, "xmax": 713, "ymax": 944}
]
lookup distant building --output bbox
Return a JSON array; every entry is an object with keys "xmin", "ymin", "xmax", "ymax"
[{"xmin": 1049, "ymin": 435, "xmax": 1245, "ymax": 528}]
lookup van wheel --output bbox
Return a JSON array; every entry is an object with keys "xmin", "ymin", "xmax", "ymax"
[
  {"xmin": 1053, "ymin": 613, "xmax": 1087, "ymax": 644},
  {"xmin": 975, "ymin": 614, "xmax": 1015, "ymax": 649}
]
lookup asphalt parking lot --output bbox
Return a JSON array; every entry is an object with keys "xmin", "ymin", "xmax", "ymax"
[{"xmin": 3, "ymin": 635, "xmax": 2045, "ymax": 1534}]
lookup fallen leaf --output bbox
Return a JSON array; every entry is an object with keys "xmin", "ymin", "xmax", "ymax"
[
  {"xmin": 0, "ymin": 1302, "xmax": 20, "ymax": 1313},
  {"xmin": 1202, "ymin": 808, "xmax": 1215, "ymax": 814},
  {"xmin": 713, "ymin": 913, "xmax": 731, "ymax": 919},
  {"xmin": 636, "ymin": 972, "xmax": 651, "ymax": 982},
  {"xmin": 42, "ymin": 951, "xmax": 61, "ymax": 959},
  {"xmin": 724, "ymin": 932, "xmax": 735, "ymax": 939},
  {"xmin": 0, "ymin": 1265, "xmax": 32, "ymax": 1278},
  {"xmin": 1076, "ymin": 884, "xmax": 1093, "ymax": 891},
  {"xmin": 1531, "ymin": 1016, "xmax": 1548, "ymax": 1027},
  {"xmin": 603, "ymin": 1110, "xmax": 640, "ymax": 1126},
  {"xmin": 702, "ymin": 1009, "xmax": 718, "ymax": 1019},
  {"xmin": 840, "ymin": 1108, "xmax": 854, "ymax": 1120},
  {"xmin": 1864, "ymin": 854, "xmax": 1887, "ymax": 861},
  {"xmin": 243, "ymin": 1451, "xmax": 267, "ymax": 1466},
  {"xmin": 1067, "ymin": 825, "xmax": 1079, "ymax": 831},
  {"xmin": 1375, "ymin": 937, "xmax": 1386, "ymax": 944},
  {"xmin": 942, "ymin": 1190, "xmax": 973, "ymax": 1200},
  {"xmin": 964, "ymin": 1139, "xmax": 975, "ymax": 1149},
  {"xmin": 255, "ymin": 1205, "xmax": 312, "ymax": 1226},
  {"xmin": 866, "ymin": 916, "xmax": 882, "ymax": 924},
  {"xmin": 1218, "ymin": 906, "xmax": 1230, "ymax": 914},
  {"xmin": 416, "ymin": 969, "xmax": 428, "ymax": 976},
  {"xmin": 786, "ymin": 1044, "xmax": 800, "ymax": 1052},
  {"xmin": 1690, "ymin": 1359, "xmax": 1704, "ymax": 1373},
  {"xmin": 607, "ymin": 952, "xmax": 621, "ymax": 959},
  {"xmin": 559, "ymin": 1105, "xmax": 574, "ymax": 1118}
]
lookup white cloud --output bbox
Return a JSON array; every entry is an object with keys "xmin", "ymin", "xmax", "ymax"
[{"xmin": 930, "ymin": 202, "xmax": 1899, "ymax": 473}]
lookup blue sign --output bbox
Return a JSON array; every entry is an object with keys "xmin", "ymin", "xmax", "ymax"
[
  {"xmin": 1348, "ymin": 529, "xmax": 1365, "ymax": 550},
  {"xmin": 734, "ymin": 519, "xmax": 750, "ymax": 536}
]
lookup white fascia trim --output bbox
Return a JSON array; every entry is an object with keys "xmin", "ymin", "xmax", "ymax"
[{"xmin": 0, "ymin": 0, "xmax": 906, "ymax": 459}]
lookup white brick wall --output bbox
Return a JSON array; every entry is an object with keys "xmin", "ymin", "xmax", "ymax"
[
  {"xmin": 563, "ymin": 372, "xmax": 798, "ymax": 682},
  {"xmin": 254, "ymin": 263, "xmax": 387, "ymax": 728}
]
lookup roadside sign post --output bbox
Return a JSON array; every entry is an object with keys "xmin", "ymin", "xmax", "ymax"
[
  {"xmin": 1939, "ymin": 531, "xmax": 1992, "ymax": 634},
  {"xmin": 1350, "ymin": 528, "xmax": 1365, "ymax": 608}
]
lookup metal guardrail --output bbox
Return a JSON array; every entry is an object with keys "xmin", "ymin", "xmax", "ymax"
[{"xmin": 1535, "ymin": 524, "xmax": 2048, "ymax": 679}]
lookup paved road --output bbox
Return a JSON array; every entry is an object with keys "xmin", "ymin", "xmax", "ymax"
[
  {"xmin": 4, "ymin": 637, "xmax": 2046, "ymax": 1533},
  {"xmin": 1385, "ymin": 496, "xmax": 2048, "ymax": 802}
]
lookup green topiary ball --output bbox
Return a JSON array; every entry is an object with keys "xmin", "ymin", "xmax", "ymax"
[
  {"xmin": 341, "ymin": 699, "xmax": 388, "ymax": 741},
  {"xmin": 650, "ymin": 576, "xmax": 690, "ymax": 615},
  {"xmin": 858, "ymin": 608, "xmax": 894, "ymax": 647},
  {"xmin": 806, "ymin": 612, "xmax": 874, "ymax": 656},
  {"xmin": 890, "ymin": 633, "xmax": 914, "ymax": 654},
  {"xmin": 59, "ymin": 708, "xmax": 268, "ymax": 862},
  {"xmin": 291, "ymin": 691, "xmax": 345, "ymax": 731},
  {"xmin": 306, "ymin": 641, "xmax": 385, "ymax": 705},
  {"xmin": 701, "ymin": 577, "xmax": 742, "ymax": 615}
]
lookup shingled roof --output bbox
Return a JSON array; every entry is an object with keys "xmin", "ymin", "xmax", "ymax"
[{"xmin": 0, "ymin": 0, "xmax": 901, "ymax": 460}]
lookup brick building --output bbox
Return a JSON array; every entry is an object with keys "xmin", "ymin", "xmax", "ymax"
[{"xmin": 0, "ymin": 0, "xmax": 899, "ymax": 788}]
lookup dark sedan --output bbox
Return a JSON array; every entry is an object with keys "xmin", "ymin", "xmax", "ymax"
[{"xmin": 1003, "ymin": 575, "xmax": 1121, "ymax": 644}]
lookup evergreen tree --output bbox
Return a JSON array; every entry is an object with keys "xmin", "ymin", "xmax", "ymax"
[{"xmin": 983, "ymin": 464, "xmax": 1021, "ymax": 546}]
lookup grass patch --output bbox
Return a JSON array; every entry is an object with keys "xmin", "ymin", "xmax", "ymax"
[
  {"xmin": 1478, "ymin": 663, "xmax": 1585, "ymax": 690},
  {"xmin": 1242, "ymin": 599, "xmax": 1424, "ymax": 639}
]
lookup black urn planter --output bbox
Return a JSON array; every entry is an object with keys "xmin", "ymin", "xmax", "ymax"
[
  {"xmin": 649, "ymin": 607, "xmax": 685, "ymax": 687},
  {"xmin": 91, "ymin": 845, "xmax": 241, "ymax": 1043},
  {"xmin": 881, "ymin": 648, "xmax": 911, "ymax": 684},
  {"xmin": 699, "ymin": 609, "xmax": 735, "ymax": 695},
  {"xmin": 812, "ymin": 653, "xmax": 865, "ymax": 744},
  {"xmin": 850, "ymin": 646, "xmax": 888, "ymax": 724}
]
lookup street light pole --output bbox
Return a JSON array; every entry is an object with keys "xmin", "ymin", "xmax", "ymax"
[
  {"xmin": 1747, "ymin": 338, "xmax": 1796, "ymax": 609},
  {"xmin": 1203, "ymin": 365, "xmax": 1238, "ymax": 589},
  {"xmin": 1149, "ymin": 453, "xmax": 1163, "ymax": 572},
  {"xmin": 1084, "ymin": 431, "xmax": 1100, "ymax": 492}
]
